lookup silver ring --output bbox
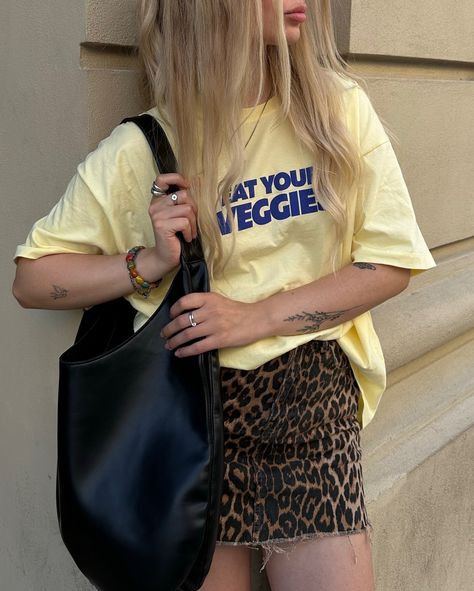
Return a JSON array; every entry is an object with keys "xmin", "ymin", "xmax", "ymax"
[
  {"xmin": 188, "ymin": 311, "xmax": 197, "ymax": 327},
  {"xmin": 151, "ymin": 181, "xmax": 166, "ymax": 197},
  {"xmin": 169, "ymin": 192, "xmax": 179, "ymax": 205}
]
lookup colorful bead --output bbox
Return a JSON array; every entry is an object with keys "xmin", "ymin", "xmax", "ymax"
[{"xmin": 126, "ymin": 246, "xmax": 161, "ymax": 298}]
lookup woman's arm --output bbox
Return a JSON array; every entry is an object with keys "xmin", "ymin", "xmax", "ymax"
[
  {"xmin": 13, "ymin": 173, "xmax": 196, "ymax": 310},
  {"xmin": 12, "ymin": 249, "xmax": 169, "ymax": 310},
  {"xmin": 263, "ymin": 262, "xmax": 409, "ymax": 335},
  {"xmin": 161, "ymin": 262, "xmax": 410, "ymax": 356}
]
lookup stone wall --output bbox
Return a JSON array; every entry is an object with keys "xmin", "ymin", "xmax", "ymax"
[
  {"xmin": 333, "ymin": 2, "xmax": 474, "ymax": 590},
  {"xmin": 2, "ymin": 1, "xmax": 473, "ymax": 589}
]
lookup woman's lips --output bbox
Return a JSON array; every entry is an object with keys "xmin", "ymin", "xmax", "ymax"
[{"xmin": 284, "ymin": 8, "xmax": 307, "ymax": 23}]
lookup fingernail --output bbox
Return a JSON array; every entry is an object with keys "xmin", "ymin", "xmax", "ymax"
[{"xmin": 164, "ymin": 342, "xmax": 170, "ymax": 350}]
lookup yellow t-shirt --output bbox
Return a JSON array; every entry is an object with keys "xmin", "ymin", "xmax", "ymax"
[{"xmin": 15, "ymin": 80, "xmax": 436, "ymax": 429}]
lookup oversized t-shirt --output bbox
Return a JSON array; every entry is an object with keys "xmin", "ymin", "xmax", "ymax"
[{"xmin": 15, "ymin": 79, "xmax": 436, "ymax": 429}]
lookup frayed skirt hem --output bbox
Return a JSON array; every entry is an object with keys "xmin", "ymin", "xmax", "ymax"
[{"xmin": 215, "ymin": 522, "xmax": 374, "ymax": 572}]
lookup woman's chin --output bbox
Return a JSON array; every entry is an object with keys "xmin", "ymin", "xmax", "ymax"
[{"xmin": 285, "ymin": 27, "xmax": 303, "ymax": 45}]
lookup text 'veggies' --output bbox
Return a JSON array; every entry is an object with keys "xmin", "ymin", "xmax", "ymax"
[{"xmin": 217, "ymin": 166, "xmax": 324, "ymax": 235}]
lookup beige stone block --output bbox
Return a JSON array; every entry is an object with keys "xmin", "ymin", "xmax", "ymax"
[
  {"xmin": 372, "ymin": 246, "xmax": 474, "ymax": 372},
  {"xmin": 362, "ymin": 332, "xmax": 474, "ymax": 489},
  {"xmin": 365, "ymin": 77, "xmax": 474, "ymax": 249},
  {"xmin": 351, "ymin": 58, "xmax": 474, "ymax": 82},
  {"xmin": 368, "ymin": 426, "xmax": 474, "ymax": 591},
  {"xmin": 361, "ymin": 334, "xmax": 474, "ymax": 589},
  {"xmin": 331, "ymin": 0, "xmax": 352, "ymax": 54},
  {"xmin": 86, "ymin": 0, "xmax": 137, "ymax": 47},
  {"xmin": 86, "ymin": 69, "xmax": 148, "ymax": 149},
  {"xmin": 349, "ymin": 0, "xmax": 474, "ymax": 62}
]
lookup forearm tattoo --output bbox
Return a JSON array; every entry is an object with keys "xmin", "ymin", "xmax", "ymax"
[
  {"xmin": 50, "ymin": 285, "xmax": 68, "ymax": 300},
  {"xmin": 284, "ymin": 306, "xmax": 359, "ymax": 334},
  {"xmin": 353, "ymin": 262, "xmax": 377, "ymax": 270},
  {"xmin": 283, "ymin": 264, "xmax": 376, "ymax": 334}
]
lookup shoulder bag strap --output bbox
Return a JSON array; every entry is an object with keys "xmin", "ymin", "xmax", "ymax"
[{"xmin": 121, "ymin": 114, "xmax": 205, "ymax": 263}]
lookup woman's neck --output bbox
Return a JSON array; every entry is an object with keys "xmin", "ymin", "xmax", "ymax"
[{"xmin": 243, "ymin": 69, "xmax": 273, "ymax": 107}]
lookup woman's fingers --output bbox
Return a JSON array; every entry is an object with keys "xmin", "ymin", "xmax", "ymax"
[
  {"xmin": 150, "ymin": 189, "xmax": 197, "ymax": 214},
  {"xmin": 151, "ymin": 204, "xmax": 197, "ymax": 239},
  {"xmin": 153, "ymin": 173, "xmax": 190, "ymax": 194},
  {"xmin": 149, "ymin": 191, "xmax": 198, "ymax": 241},
  {"xmin": 172, "ymin": 336, "xmax": 217, "ymax": 358},
  {"xmin": 142, "ymin": 174, "xmax": 198, "ymax": 274},
  {"xmin": 160, "ymin": 216, "xmax": 194, "ymax": 244},
  {"xmin": 161, "ymin": 292, "xmax": 260, "ymax": 357},
  {"xmin": 162, "ymin": 305, "xmax": 203, "ymax": 338},
  {"xmin": 164, "ymin": 321, "xmax": 209, "ymax": 352},
  {"xmin": 168, "ymin": 293, "xmax": 205, "ymax": 320},
  {"xmin": 163, "ymin": 312, "xmax": 219, "ymax": 357}
]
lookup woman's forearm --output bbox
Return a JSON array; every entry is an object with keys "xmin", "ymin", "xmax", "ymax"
[
  {"xmin": 162, "ymin": 262, "xmax": 411, "ymax": 357},
  {"xmin": 256, "ymin": 262, "xmax": 410, "ymax": 338},
  {"xmin": 12, "ymin": 249, "xmax": 171, "ymax": 310}
]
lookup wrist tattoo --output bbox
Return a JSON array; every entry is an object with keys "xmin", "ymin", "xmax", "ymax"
[
  {"xmin": 284, "ymin": 306, "xmax": 360, "ymax": 334},
  {"xmin": 353, "ymin": 262, "xmax": 377, "ymax": 271},
  {"xmin": 50, "ymin": 285, "xmax": 68, "ymax": 300}
]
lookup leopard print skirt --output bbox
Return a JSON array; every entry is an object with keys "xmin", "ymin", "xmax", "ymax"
[{"xmin": 215, "ymin": 339, "xmax": 372, "ymax": 569}]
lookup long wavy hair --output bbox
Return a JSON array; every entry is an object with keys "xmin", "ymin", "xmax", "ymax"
[{"xmin": 138, "ymin": 0, "xmax": 360, "ymax": 276}]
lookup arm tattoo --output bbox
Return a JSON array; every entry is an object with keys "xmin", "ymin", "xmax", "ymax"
[
  {"xmin": 284, "ymin": 306, "xmax": 360, "ymax": 334},
  {"xmin": 353, "ymin": 262, "xmax": 377, "ymax": 271},
  {"xmin": 50, "ymin": 285, "xmax": 69, "ymax": 300}
]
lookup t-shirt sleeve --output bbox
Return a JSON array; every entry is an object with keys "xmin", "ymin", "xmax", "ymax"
[
  {"xmin": 351, "ymin": 88, "xmax": 436, "ymax": 275},
  {"xmin": 14, "ymin": 122, "xmax": 156, "ymax": 262}
]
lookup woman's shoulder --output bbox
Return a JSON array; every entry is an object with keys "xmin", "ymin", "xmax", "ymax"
[
  {"xmin": 91, "ymin": 109, "xmax": 156, "ymax": 161},
  {"xmin": 75, "ymin": 107, "xmax": 174, "ymax": 191},
  {"xmin": 329, "ymin": 72, "xmax": 390, "ymax": 154}
]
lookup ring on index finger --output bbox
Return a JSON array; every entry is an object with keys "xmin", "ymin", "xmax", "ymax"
[{"xmin": 151, "ymin": 181, "xmax": 166, "ymax": 197}]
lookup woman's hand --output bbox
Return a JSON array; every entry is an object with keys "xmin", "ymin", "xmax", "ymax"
[
  {"xmin": 161, "ymin": 292, "xmax": 266, "ymax": 357},
  {"xmin": 139, "ymin": 173, "xmax": 198, "ymax": 281}
]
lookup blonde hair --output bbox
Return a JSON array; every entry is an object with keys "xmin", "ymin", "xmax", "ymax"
[{"xmin": 138, "ymin": 0, "xmax": 360, "ymax": 275}]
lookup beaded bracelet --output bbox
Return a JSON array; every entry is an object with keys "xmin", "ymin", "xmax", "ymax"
[{"xmin": 126, "ymin": 246, "xmax": 161, "ymax": 298}]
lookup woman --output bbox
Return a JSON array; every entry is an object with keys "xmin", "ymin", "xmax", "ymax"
[{"xmin": 13, "ymin": 1, "xmax": 435, "ymax": 590}]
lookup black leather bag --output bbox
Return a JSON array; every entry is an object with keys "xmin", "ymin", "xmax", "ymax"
[{"xmin": 56, "ymin": 115, "xmax": 223, "ymax": 591}]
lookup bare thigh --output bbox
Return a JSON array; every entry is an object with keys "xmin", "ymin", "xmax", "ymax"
[
  {"xmin": 198, "ymin": 545, "xmax": 252, "ymax": 591},
  {"xmin": 265, "ymin": 531, "xmax": 375, "ymax": 591}
]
